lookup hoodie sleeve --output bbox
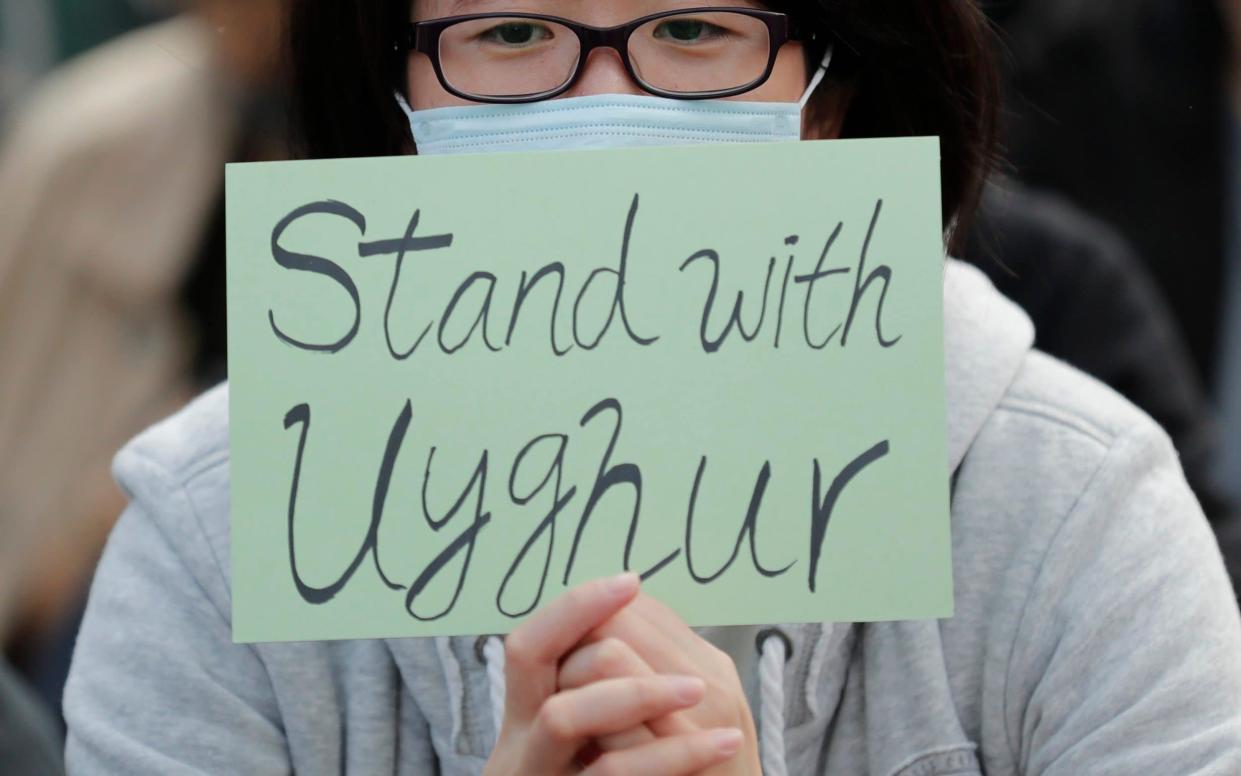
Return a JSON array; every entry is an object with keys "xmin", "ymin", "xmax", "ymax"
[
  {"xmin": 1008, "ymin": 423, "xmax": 1241, "ymax": 774},
  {"xmin": 65, "ymin": 386, "xmax": 446, "ymax": 775},
  {"xmin": 63, "ymin": 478, "xmax": 291, "ymax": 775}
]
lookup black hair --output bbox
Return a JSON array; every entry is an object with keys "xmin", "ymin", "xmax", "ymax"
[{"xmin": 286, "ymin": 1, "xmax": 1000, "ymax": 250}]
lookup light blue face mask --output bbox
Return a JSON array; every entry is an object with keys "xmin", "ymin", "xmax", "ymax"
[{"xmin": 400, "ymin": 47, "xmax": 833, "ymax": 156}]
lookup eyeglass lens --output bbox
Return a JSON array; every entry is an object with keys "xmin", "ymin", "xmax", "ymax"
[{"xmin": 436, "ymin": 12, "xmax": 773, "ymax": 99}]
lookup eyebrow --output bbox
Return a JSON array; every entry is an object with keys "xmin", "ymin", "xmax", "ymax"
[
  {"xmin": 442, "ymin": 1, "xmax": 767, "ymax": 18},
  {"xmin": 446, "ymin": 0, "xmax": 572, "ymax": 14}
]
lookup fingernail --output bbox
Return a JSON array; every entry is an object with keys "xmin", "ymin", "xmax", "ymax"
[
  {"xmin": 606, "ymin": 572, "xmax": 639, "ymax": 599},
  {"xmin": 712, "ymin": 728, "xmax": 743, "ymax": 756},
  {"xmin": 670, "ymin": 676, "xmax": 705, "ymax": 704}
]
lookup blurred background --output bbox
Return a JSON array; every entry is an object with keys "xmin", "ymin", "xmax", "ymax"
[{"xmin": 0, "ymin": 0, "xmax": 1237, "ymax": 771}]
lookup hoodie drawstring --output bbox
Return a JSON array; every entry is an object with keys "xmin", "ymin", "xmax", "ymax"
[
  {"xmin": 478, "ymin": 630, "xmax": 792, "ymax": 775},
  {"xmin": 757, "ymin": 629, "xmax": 792, "ymax": 776},
  {"xmin": 478, "ymin": 635, "xmax": 507, "ymax": 748},
  {"xmin": 435, "ymin": 637, "xmax": 467, "ymax": 749}
]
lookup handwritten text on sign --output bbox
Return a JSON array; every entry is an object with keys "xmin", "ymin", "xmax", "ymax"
[{"xmin": 226, "ymin": 138, "xmax": 952, "ymax": 643}]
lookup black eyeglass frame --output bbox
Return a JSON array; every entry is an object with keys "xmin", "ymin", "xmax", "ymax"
[{"xmin": 396, "ymin": 7, "xmax": 814, "ymax": 104}]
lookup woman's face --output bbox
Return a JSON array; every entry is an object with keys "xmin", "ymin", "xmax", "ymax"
[{"xmin": 407, "ymin": 1, "xmax": 845, "ymax": 138}]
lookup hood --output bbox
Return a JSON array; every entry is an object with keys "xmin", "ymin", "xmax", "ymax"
[{"xmin": 942, "ymin": 259, "xmax": 1037, "ymax": 473}]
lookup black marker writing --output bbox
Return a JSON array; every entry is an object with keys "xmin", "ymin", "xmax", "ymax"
[
  {"xmin": 809, "ymin": 441, "xmax": 891, "ymax": 593},
  {"xmin": 269, "ymin": 201, "xmax": 366, "ymax": 354},
  {"xmin": 283, "ymin": 401, "xmax": 405, "ymax": 604}
]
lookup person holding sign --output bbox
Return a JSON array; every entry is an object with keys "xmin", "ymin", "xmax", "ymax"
[{"xmin": 64, "ymin": 1, "xmax": 1241, "ymax": 775}]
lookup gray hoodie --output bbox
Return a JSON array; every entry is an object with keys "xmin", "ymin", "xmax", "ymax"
[{"xmin": 64, "ymin": 261, "xmax": 1241, "ymax": 775}]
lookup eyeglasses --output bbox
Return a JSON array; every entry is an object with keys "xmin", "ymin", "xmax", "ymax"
[{"xmin": 397, "ymin": 7, "xmax": 811, "ymax": 104}]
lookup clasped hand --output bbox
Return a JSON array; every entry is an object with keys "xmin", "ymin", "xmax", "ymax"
[{"xmin": 482, "ymin": 573, "xmax": 762, "ymax": 776}]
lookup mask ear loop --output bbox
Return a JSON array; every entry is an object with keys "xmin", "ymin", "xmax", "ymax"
[
  {"xmin": 394, "ymin": 90, "xmax": 415, "ymax": 115},
  {"xmin": 798, "ymin": 45, "xmax": 835, "ymax": 110}
]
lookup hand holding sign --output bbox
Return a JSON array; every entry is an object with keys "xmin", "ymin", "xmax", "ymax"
[
  {"xmin": 226, "ymin": 138, "xmax": 951, "ymax": 642},
  {"xmin": 484, "ymin": 573, "xmax": 746, "ymax": 776},
  {"xmin": 560, "ymin": 594, "xmax": 762, "ymax": 775}
]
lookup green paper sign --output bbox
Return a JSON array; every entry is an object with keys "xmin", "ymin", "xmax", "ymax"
[{"xmin": 227, "ymin": 138, "xmax": 952, "ymax": 643}]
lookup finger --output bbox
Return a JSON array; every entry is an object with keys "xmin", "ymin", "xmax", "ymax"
[
  {"xmin": 591, "ymin": 724, "xmax": 657, "ymax": 756},
  {"xmin": 560, "ymin": 637, "xmax": 655, "ymax": 689},
  {"xmin": 503, "ymin": 573, "xmax": 640, "ymax": 720},
  {"xmin": 526, "ymin": 675, "xmax": 705, "ymax": 772},
  {"xmin": 626, "ymin": 594, "xmax": 703, "ymax": 652},
  {"xmin": 582, "ymin": 728, "xmax": 744, "ymax": 776},
  {"xmin": 590, "ymin": 595, "xmax": 733, "ymax": 684},
  {"xmin": 588, "ymin": 603, "xmax": 698, "ymax": 678},
  {"xmin": 560, "ymin": 637, "xmax": 695, "ymax": 745}
]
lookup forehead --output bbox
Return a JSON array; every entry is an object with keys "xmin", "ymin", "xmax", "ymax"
[{"xmin": 415, "ymin": 0, "xmax": 770, "ymax": 22}]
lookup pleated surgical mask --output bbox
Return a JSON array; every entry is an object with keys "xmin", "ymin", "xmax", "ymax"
[{"xmin": 400, "ymin": 47, "xmax": 833, "ymax": 156}]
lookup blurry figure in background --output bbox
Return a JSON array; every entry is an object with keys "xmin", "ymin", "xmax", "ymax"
[
  {"xmin": 0, "ymin": 0, "xmax": 57, "ymax": 119},
  {"xmin": 1217, "ymin": 0, "xmax": 1241, "ymax": 502},
  {"xmin": 985, "ymin": 0, "xmax": 1241, "ymax": 532},
  {"xmin": 51, "ymin": 0, "xmax": 171, "ymax": 62},
  {"xmin": 0, "ymin": 0, "xmax": 168, "ymax": 123},
  {"xmin": 0, "ymin": 657, "xmax": 63, "ymax": 775},
  {"xmin": 0, "ymin": 0, "xmax": 284, "ymax": 713},
  {"xmin": 964, "ymin": 181, "xmax": 1241, "ymax": 592},
  {"xmin": 988, "ymin": 0, "xmax": 1229, "ymax": 383}
]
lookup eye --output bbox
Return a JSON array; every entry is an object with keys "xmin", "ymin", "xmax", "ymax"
[
  {"xmin": 480, "ymin": 21, "xmax": 554, "ymax": 47},
  {"xmin": 652, "ymin": 18, "xmax": 729, "ymax": 43}
]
